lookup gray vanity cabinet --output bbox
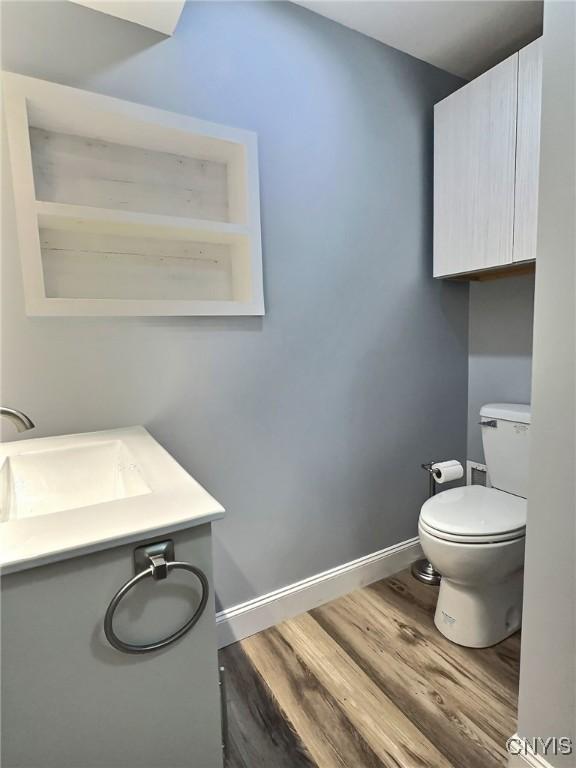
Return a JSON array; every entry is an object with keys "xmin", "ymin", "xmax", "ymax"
[{"xmin": 1, "ymin": 524, "xmax": 223, "ymax": 768}]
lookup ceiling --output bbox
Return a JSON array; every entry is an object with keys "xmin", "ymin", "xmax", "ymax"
[
  {"xmin": 296, "ymin": 1, "xmax": 543, "ymax": 79},
  {"xmin": 69, "ymin": 1, "xmax": 186, "ymax": 35}
]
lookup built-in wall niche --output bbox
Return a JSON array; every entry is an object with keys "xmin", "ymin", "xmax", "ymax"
[{"xmin": 3, "ymin": 72, "xmax": 264, "ymax": 316}]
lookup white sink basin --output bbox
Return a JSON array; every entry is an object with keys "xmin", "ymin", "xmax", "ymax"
[
  {"xmin": 0, "ymin": 427, "xmax": 224, "ymax": 573},
  {"xmin": 0, "ymin": 440, "xmax": 150, "ymax": 522}
]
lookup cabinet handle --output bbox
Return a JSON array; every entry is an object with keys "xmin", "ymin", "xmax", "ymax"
[{"xmin": 219, "ymin": 666, "xmax": 229, "ymax": 759}]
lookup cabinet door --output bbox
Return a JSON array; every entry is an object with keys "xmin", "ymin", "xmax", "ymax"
[
  {"xmin": 434, "ymin": 54, "xmax": 518, "ymax": 277},
  {"xmin": 513, "ymin": 38, "xmax": 543, "ymax": 263}
]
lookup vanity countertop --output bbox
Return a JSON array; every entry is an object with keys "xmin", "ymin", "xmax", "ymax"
[{"xmin": 0, "ymin": 426, "xmax": 224, "ymax": 574}]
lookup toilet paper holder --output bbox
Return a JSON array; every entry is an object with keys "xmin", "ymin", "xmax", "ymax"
[
  {"xmin": 411, "ymin": 461, "xmax": 443, "ymax": 586},
  {"xmin": 421, "ymin": 460, "xmax": 441, "ymax": 497}
]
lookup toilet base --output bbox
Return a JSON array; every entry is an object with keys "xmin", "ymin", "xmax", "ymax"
[{"xmin": 434, "ymin": 569, "xmax": 523, "ymax": 648}]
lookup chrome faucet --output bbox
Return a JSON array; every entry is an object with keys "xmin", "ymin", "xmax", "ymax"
[{"xmin": 0, "ymin": 407, "xmax": 35, "ymax": 433}]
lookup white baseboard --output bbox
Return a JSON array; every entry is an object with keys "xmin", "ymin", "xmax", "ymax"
[
  {"xmin": 216, "ymin": 536, "xmax": 423, "ymax": 648},
  {"xmin": 507, "ymin": 735, "xmax": 559, "ymax": 768}
]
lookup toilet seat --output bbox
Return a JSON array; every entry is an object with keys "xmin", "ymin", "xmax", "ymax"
[
  {"xmin": 419, "ymin": 485, "xmax": 526, "ymax": 544},
  {"xmin": 419, "ymin": 517, "xmax": 525, "ymax": 544}
]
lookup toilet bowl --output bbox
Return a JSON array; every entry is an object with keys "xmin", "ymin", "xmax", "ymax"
[
  {"xmin": 419, "ymin": 485, "xmax": 525, "ymax": 647},
  {"xmin": 419, "ymin": 402, "xmax": 531, "ymax": 648}
]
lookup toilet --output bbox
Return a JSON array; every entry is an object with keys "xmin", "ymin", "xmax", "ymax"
[{"xmin": 419, "ymin": 403, "xmax": 531, "ymax": 648}]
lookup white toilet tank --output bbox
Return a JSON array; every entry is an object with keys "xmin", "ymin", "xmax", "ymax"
[{"xmin": 480, "ymin": 403, "xmax": 531, "ymax": 498}]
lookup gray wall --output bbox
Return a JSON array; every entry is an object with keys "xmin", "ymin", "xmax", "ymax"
[
  {"xmin": 467, "ymin": 273, "xmax": 535, "ymax": 462},
  {"xmin": 1, "ymin": 1, "xmax": 468, "ymax": 610},
  {"xmin": 516, "ymin": 1, "xmax": 575, "ymax": 763}
]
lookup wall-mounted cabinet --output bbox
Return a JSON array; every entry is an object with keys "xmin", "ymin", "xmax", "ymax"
[
  {"xmin": 434, "ymin": 38, "xmax": 542, "ymax": 279},
  {"xmin": 3, "ymin": 72, "xmax": 264, "ymax": 316},
  {"xmin": 513, "ymin": 38, "xmax": 544, "ymax": 265}
]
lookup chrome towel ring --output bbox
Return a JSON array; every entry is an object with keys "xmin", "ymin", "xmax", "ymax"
[{"xmin": 104, "ymin": 541, "xmax": 209, "ymax": 654}]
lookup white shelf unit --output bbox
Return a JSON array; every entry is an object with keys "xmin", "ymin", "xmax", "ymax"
[{"xmin": 3, "ymin": 72, "xmax": 264, "ymax": 316}]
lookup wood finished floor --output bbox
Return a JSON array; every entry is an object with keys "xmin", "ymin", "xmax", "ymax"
[{"xmin": 219, "ymin": 570, "xmax": 520, "ymax": 768}]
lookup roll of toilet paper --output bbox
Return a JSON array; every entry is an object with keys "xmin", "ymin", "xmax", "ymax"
[{"xmin": 431, "ymin": 460, "xmax": 464, "ymax": 484}]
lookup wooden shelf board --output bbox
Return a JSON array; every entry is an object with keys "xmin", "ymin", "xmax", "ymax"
[
  {"xmin": 26, "ymin": 296, "xmax": 265, "ymax": 318},
  {"xmin": 36, "ymin": 201, "xmax": 250, "ymax": 244}
]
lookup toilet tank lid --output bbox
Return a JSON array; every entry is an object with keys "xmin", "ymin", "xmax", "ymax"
[{"xmin": 480, "ymin": 403, "xmax": 531, "ymax": 424}]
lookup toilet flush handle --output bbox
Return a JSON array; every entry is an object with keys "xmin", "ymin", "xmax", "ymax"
[{"xmin": 479, "ymin": 420, "xmax": 498, "ymax": 428}]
